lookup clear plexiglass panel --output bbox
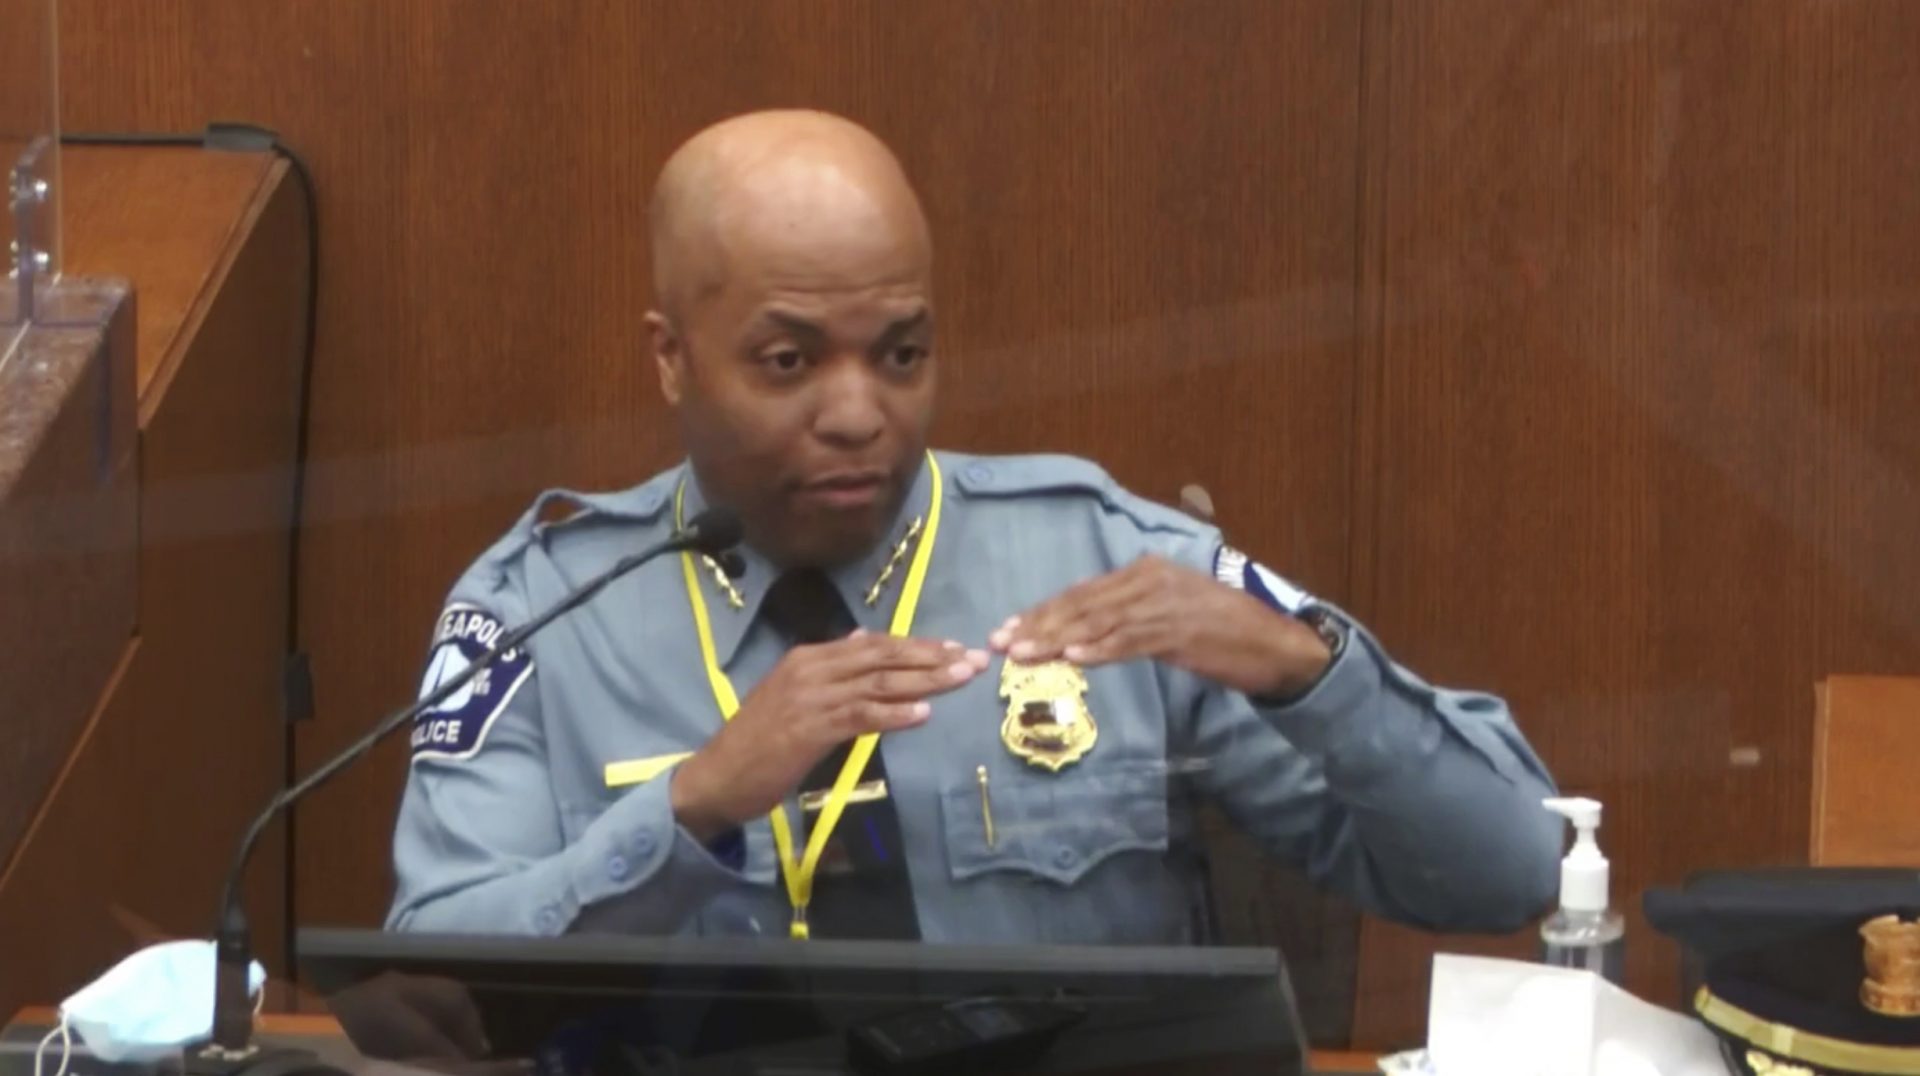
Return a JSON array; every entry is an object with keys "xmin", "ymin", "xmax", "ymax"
[{"xmin": 0, "ymin": 0, "xmax": 60, "ymax": 370}]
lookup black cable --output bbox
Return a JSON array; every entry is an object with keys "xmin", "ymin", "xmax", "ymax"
[
  {"xmin": 63, "ymin": 124, "xmax": 318, "ymax": 721},
  {"xmin": 264, "ymin": 140, "xmax": 320, "ymax": 725},
  {"xmin": 63, "ymin": 123, "xmax": 320, "ymax": 977},
  {"xmin": 61, "ymin": 132, "xmax": 201, "ymax": 147}
]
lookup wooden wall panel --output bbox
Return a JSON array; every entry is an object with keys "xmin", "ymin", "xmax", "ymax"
[
  {"xmin": 1351, "ymin": 0, "xmax": 1920, "ymax": 1047},
  {"xmin": 57, "ymin": 0, "xmax": 1365, "ymax": 979},
  {"xmin": 1812, "ymin": 677, "xmax": 1920, "ymax": 868},
  {"xmin": 0, "ymin": 296, "xmax": 137, "ymax": 878},
  {"xmin": 55, "ymin": 149, "xmax": 279, "ymax": 403},
  {"xmin": 0, "ymin": 0, "xmax": 58, "ymax": 269}
]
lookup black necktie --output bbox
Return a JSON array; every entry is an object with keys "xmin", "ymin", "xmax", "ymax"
[{"xmin": 760, "ymin": 570, "xmax": 922, "ymax": 940}]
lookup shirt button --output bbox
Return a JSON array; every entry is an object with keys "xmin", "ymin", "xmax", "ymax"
[
  {"xmin": 607, "ymin": 854, "xmax": 630, "ymax": 881},
  {"xmin": 633, "ymin": 830, "xmax": 656, "ymax": 858},
  {"xmin": 962, "ymin": 463, "xmax": 994, "ymax": 487},
  {"xmin": 535, "ymin": 907, "xmax": 560, "ymax": 933},
  {"xmin": 1053, "ymin": 847, "xmax": 1078, "ymax": 871}
]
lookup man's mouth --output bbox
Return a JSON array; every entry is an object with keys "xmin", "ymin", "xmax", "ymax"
[{"xmin": 797, "ymin": 470, "xmax": 888, "ymax": 509}]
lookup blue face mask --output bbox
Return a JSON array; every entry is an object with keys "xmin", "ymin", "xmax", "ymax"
[{"xmin": 35, "ymin": 940, "xmax": 267, "ymax": 1074}]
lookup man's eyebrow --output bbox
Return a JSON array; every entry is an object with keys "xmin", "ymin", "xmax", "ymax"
[
  {"xmin": 746, "ymin": 309, "xmax": 828, "ymax": 341},
  {"xmin": 875, "ymin": 308, "xmax": 932, "ymax": 344}
]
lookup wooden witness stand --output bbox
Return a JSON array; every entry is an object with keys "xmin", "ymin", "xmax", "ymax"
[{"xmin": 0, "ymin": 144, "xmax": 308, "ymax": 1020}]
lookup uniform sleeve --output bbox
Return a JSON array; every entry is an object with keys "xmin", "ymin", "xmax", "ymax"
[
  {"xmin": 385, "ymin": 539, "xmax": 746, "ymax": 936},
  {"xmin": 1159, "ymin": 532, "xmax": 1562, "ymax": 934}
]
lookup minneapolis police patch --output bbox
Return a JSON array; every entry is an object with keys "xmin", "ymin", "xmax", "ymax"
[
  {"xmin": 1213, "ymin": 545, "xmax": 1313, "ymax": 616},
  {"xmin": 411, "ymin": 604, "xmax": 534, "ymax": 763}
]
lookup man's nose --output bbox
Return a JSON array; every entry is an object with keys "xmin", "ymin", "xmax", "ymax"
[{"xmin": 812, "ymin": 359, "xmax": 886, "ymax": 447}]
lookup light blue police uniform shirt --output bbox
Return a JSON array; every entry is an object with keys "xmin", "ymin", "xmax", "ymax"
[{"xmin": 387, "ymin": 451, "xmax": 1561, "ymax": 942}]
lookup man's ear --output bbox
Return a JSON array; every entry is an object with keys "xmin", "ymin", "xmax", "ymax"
[{"xmin": 646, "ymin": 310, "xmax": 684, "ymax": 406}]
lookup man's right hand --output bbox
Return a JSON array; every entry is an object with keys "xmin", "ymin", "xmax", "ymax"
[{"xmin": 669, "ymin": 631, "xmax": 989, "ymax": 841}]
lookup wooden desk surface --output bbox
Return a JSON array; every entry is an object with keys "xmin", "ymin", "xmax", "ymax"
[{"xmin": 14, "ymin": 1007, "xmax": 1379, "ymax": 1073}]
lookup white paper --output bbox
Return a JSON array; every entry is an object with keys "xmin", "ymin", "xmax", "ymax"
[{"xmin": 1423, "ymin": 955, "xmax": 1725, "ymax": 1076}]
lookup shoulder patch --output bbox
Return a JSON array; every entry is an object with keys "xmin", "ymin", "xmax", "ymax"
[
  {"xmin": 1214, "ymin": 545, "xmax": 1314, "ymax": 615},
  {"xmin": 410, "ymin": 604, "xmax": 534, "ymax": 763}
]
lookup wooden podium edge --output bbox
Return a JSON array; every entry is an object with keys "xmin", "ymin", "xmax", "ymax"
[{"xmin": 136, "ymin": 156, "xmax": 285, "ymax": 427}]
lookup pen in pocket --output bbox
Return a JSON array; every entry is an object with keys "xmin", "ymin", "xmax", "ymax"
[{"xmin": 976, "ymin": 764, "xmax": 996, "ymax": 850}]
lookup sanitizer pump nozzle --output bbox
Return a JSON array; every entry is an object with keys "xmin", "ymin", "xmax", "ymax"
[{"xmin": 1539, "ymin": 796, "xmax": 1625, "ymax": 983}]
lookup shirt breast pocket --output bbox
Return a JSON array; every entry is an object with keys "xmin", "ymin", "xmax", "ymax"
[{"xmin": 939, "ymin": 761, "xmax": 1169, "ymax": 886}]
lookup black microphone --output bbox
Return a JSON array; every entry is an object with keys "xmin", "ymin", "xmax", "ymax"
[
  {"xmin": 680, "ymin": 507, "xmax": 743, "ymax": 560},
  {"xmin": 179, "ymin": 508, "xmax": 742, "ymax": 1076}
]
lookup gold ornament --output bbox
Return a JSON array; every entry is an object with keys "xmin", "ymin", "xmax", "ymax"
[
  {"xmin": 1745, "ymin": 1050, "xmax": 1816, "ymax": 1076},
  {"xmin": 700, "ymin": 554, "xmax": 744, "ymax": 611},
  {"xmin": 864, "ymin": 517, "xmax": 924, "ymax": 607},
  {"xmin": 998, "ymin": 659, "xmax": 1097, "ymax": 771},
  {"xmin": 1861, "ymin": 914, "xmax": 1920, "ymax": 1018}
]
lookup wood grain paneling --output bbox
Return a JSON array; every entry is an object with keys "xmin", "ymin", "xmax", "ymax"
[
  {"xmin": 1811, "ymin": 676, "xmax": 1920, "ymax": 867},
  {"xmin": 56, "ymin": 0, "xmax": 1366, "ymax": 976},
  {"xmin": 0, "ymin": 149, "xmax": 307, "ymax": 1017},
  {"xmin": 56, "ymin": 148, "xmax": 281, "ymax": 406},
  {"xmin": 0, "ymin": 293, "xmax": 136, "ymax": 883},
  {"xmin": 1351, "ymin": 0, "xmax": 1920, "ymax": 1048},
  {"xmin": 0, "ymin": 0, "xmax": 59, "ymax": 269}
]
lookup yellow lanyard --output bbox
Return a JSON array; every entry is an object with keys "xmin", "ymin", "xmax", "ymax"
[{"xmin": 673, "ymin": 452, "xmax": 943, "ymax": 938}]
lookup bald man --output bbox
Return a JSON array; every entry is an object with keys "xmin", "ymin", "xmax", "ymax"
[{"xmin": 387, "ymin": 110, "xmax": 1562, "ymax": 944}]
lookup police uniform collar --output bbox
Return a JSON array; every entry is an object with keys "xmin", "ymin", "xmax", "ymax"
[
  {"xmin": 679, "ymin": 456, "xmax": 934, "ymax": 669},
  {"xmin": 826, "ymin": 453, "xmax": 935, "ymax": 628},
  {"xmin": 676, "ymin": 468, "xmax": 777, "ymax": 670}
]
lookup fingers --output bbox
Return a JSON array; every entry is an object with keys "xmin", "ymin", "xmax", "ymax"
[
  {"xmin": 820, "ymin": 638, "xmax": 991, "ymax": 728},
  {"xmin": 1001, "ymin": 568, "xmax": 1144, "ymax": 649},
  {"xmin": 809, "ymin": 631, "xmax": 990, "ymax": 687},
  {"xmin": 1057, "ymin": 617, "xmax": 1163, "ymax": 666},
  {"xmin": 778, "ymin": 632, "xmax": 991, "ymax": 743},
  {"xmin": 808, "ymin": 631, "xmax": 964, "ymax": 675},
  {"xmin": 855, "ymin": 660, "xmax": 983, "ymax": 702},
  {"xmin": 993, "ymin": 563, "xmax": 1162, "ymax": 664},
  {"xmin": 840, "ymin": 698, "xmax": 936, "ymax": 735}
]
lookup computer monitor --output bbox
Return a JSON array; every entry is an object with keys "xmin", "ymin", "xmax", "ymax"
[{"xmin": 297, "ymin": 929, "xmax": 1309, "ymax": 1076}]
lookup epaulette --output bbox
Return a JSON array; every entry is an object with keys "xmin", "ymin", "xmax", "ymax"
[
  {"xmin": 464, "ymin": 472, "xmax": 679, "ymax": 589},
  {"xmin": 945, "ymin": 452, "xmax": 1209, "ymax": 537},
  {"xmin": 527, "ymin": 470, "xmax": 676, "ymax": 541}
]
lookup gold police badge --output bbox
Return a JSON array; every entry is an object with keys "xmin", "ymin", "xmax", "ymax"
[{"xmin": 998, "ymin": 659, "xmax": 1097, "ymax": 771}]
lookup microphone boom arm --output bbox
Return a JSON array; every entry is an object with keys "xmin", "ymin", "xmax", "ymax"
[{"xmin": 204, "ymin": 511, "xmax": 739, "ymax": 1056}]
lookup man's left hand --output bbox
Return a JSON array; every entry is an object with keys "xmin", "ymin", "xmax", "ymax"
[{"xmin": 988, "ymin": 555, "xmax": 1333, "ymax": 698}]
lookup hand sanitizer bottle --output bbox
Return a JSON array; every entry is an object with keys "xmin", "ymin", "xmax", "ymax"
[{"xmin": 1539, "ymin": 796, "xmax": 1625, "ymax": 984}]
